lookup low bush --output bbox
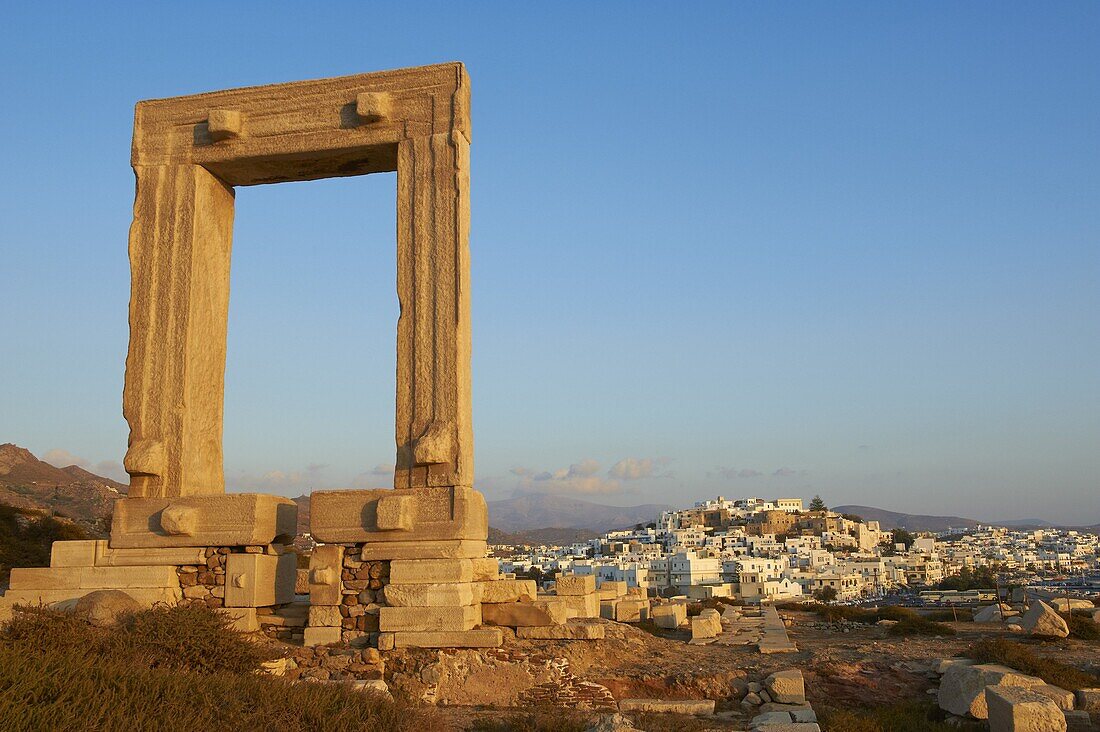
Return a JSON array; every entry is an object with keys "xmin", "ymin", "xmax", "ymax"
[
  {"xmin": 0, "ymin": 605, "xmax": 429, "ymax": 731},
  {"xmin": 886, "ymin": 617, "xmax": 956, "ymax": 637},
  {"xmin": 4, "ymin": 603, "xmax": 275, "ymax": 674},
  {"xmin": 968, "ymin": 638, "xmax": 1100, "ymax": 690},
  {"xmin": 1063, "ymin": 611, "xmax": 1100, "ymax": 642},
  {"xmin": 818, "ymin": 699, "xmax": 980, "ymax": 731}
]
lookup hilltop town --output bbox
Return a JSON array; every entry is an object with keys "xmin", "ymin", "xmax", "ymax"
[{"xmin": 491, "ymin": 495, "xmax": 1100, "ymax": 606}]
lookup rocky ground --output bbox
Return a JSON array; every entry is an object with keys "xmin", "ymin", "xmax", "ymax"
[{"xmin": 336, "ymin": 609, "xmax": 1100, "ymax": 730}]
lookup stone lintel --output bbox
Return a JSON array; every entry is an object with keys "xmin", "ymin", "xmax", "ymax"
[
  {"xmin": 308, "ymin": 486, "xmax": 486, "ymax": 544},
  {"xmin": 109, "ymin": 494, "xmax": 297, "ymax": 548}
]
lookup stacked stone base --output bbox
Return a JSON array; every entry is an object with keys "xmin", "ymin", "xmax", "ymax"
[{"xmin": 0, "ymin": 537, "xmax": 296, "ymax": 630}]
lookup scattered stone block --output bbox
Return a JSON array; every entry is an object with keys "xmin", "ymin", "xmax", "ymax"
[
  {"xmin": 516, "ymin": 623, "xmax": 605, "ymax": 640},
  {"xmin": 617, "ymin": 699, "xmax": 714, "ymax": 715},
  {"xmin": 614, "ymin": 598, "xmax": 650, "ymax": 623},
  {"xmin": 482, "ymin": 601, "xmax": 567, "ymax": 627},
  {"xmin": 378, "ymin": 604, "xmax": 480, "ymax": 632},
  {"xmin": 1019, "ymin": 600, "xmax": 1070, "ymax": 638},
  {"xmin": 652, "ymin": 603, "xmax": 687, "ymax": 629},
  {"xmin": 303, "ymin": 626, "xmax": 342, "ymax": 646},
  {"xmin": 1063, "ymin": 710, "xmax": 1092, "ymax": 731},
  {"xmin": 751, "ymin": 710, "xmax": 794, "ymax": 726},
  {"xmin": 1032, "ymin": 684, "xmax": 1075, "ymax": 711},
  {"xmin": 476, "ymin": 579, "xmax": 537, "ymax": 604},
  {"xmin": 765, "ymin": 670, "xmax": 806, "ymax": 705},
  {"xmin": 986, "ymin": 685, "xmax": 1067, "ymax": 732},
  {"xmin": 1075, "ymin": 689, "xmax": 1100, "ymax": 711},
  {"xmin": 392, "ymin": 628, "xmax": 503, "ymax": 648},
  {"xmin": 939, "ymin": 663, "xmax": 1046, "ymax": 719},
  {"xmin": 377, "ymin": 632, "xmax": 396, "ymax": 651},
  {"xmin": 552, "ymin": 593, "xmax": 600, "ymax": 619},
  {"xmin": 389, "ymin": 558, "xmax": 473, "ymax": 584},
  {"xmin": 555, "ymin": 574, "xmax": 596, "ymax": 596},
  {"xmin": 935, "ymin": 658, "xmax": 976, "ymax": 675},
  {"xmin": 383, "ymin": 582, "xmax": 476, "ymax": 607},
  {"xmin": 597, "ymin": 581, "xmax": 628, "ymax": 599},
  {"xmin": 1051, "ymin": 598, "xmax": 1094, "ymax": 612}
]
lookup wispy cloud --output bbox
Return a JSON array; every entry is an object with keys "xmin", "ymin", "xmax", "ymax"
[
  {"xmin": 42, "ymin": 448, "xmax": 88, "ymax": 469},
  {"xmin": 508, "ymin": 459, "xmax": 623, "ymax": 495},
  {"xmin": 608, "ymin": 457, "xmax": 673, "ymax": 480}
]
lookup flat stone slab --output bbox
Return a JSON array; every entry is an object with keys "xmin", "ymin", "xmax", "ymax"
[
  {"xmin": 618, "ymin": 699, "xmax": 715, "ymax": 715},
  {"xmin": 392, "ymin": 628, "xmax": 503, "ymax": 648},
  {"xmin": 516, "ymin": 622, "xmax": 605, "ymax": 640}
]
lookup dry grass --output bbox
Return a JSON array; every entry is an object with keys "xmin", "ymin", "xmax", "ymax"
[
  {"xmin": 968, "ymin": 637, "xmax": 1100, "ymax": 690},
  {"xmin": 0, "ymin": 605, "xmax": 431, "ymax": 731},
  {"xmin": 467, "ymin": 706, "xmax": 592, "ymax": 732},
  {"xmin": 818, "ymin": 700, "xmax": 981, "ymax": 731},
  {"xmin": 1063, "ymin": 610, "xmax": 1100, "ymax": 641}
]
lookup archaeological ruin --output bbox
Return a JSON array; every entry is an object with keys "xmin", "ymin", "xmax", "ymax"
[{"xmin": 0, "ymin": 63, "xmax": 612, "ymax": 650}]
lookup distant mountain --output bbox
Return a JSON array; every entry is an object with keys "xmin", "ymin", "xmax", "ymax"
[
  {"xmin": 832, "ymin": 504, "xmax": 980, "ymax": 533},
  {"xmin": 486, "ymin": 494, "xmax": 672, "ymax": 533},
  {"xmin": 0, "ymin": 443, "xmax": 126, "ymax": 535},
  {"xmin": 487, "ymin": 526, "xmax": 601, "ymax": 547}
]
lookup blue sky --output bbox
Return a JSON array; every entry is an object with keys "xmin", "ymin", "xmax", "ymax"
[{"xmin": 2, "ymin": 3, "xmax": 1098, "ymax": 523}]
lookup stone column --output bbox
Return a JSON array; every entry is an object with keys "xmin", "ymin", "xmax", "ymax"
[
  {"xmin": 122, "ymin": 164, "xmax": 234, "ymax": 497},
  {"xmin": 394, "ymin": 130, "xmax": 472, "ymax": 490}
]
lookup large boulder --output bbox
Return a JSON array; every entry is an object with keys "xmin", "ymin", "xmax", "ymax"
[
  {"xmin": 1019, "ymin": 600, "xmax": 1070, "ymax": 638},
  {"xmin": 74, "ymin": 589, "xmax": 141, "ymax": 627},
  {"xmin": 938, "ymin": 663, "xmax": 1045, "ymax": 719},
  {"xmin": 985, "ymin": 685, "xmax": 1067, "ymax": 732},
  {"xmin": 974, "ymin": 603, "xmax": 1018, "ymax": 623}
]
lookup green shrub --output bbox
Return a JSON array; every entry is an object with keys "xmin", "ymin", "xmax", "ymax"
[
  {"xmin": 887, "ymin": 617, "xmax": 956, "ymax": 637},
  {"xmin": 0, "ymin": 503, "xmax": 90, "ymax": 583},
  {"xmin": 968, "ymin": 638, "xmax": 1100, "ymax": 690}
]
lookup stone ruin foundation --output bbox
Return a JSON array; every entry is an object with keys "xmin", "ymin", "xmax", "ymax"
[{"xmin": 0, "ymin": 64, "xmax": 644, "ymax": 663}]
